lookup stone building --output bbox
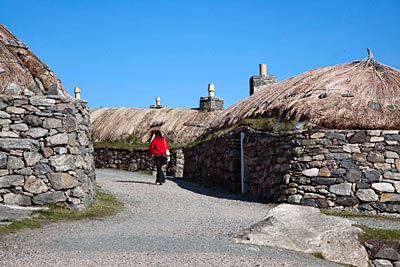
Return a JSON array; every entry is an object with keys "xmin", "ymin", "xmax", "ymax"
[{"xmin": 0, "ymin": 24, "xmax": 96, "ymax": 214}]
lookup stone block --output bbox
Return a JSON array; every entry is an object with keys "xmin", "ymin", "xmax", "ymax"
[
  {"xmin": 336, "ymin": 196, "xmax": 359, "ymax": 207},
  {"xmin": 343, "ymin": 144, "xmax": 361, "ymax": 153},
  {"xmin": 32, "ymin": 191, "xmax": 66, "ymax": 205},
  {"xmin": 329, "ymin": 183, "xmax": 352, "ymax": 196},
  {"xmin": 24, "ymin": 176, "xmax": 48, "ymax": 194},
  {"xmin": 385, "ymin": 151, "xmax": 400, "ymax": 159},
  {"xmin": 47, "ymin": 173, "xmax": 79, "ymax": 190},
  {"xmin": 349, "ymin": 131, "xmax": 367, "ymax": 143},
  {"xmin": 345, "ymin": 168, "xmax": 361, "ymax": 182},
  {"xmin": 367, "ymin": 151, "xmax": 385, "ymax": 163},
  {"xmin": 6, "ymin": 156, "xmax": 25, "ymax": 169},
  {"xmin": 383, "ymin": 172, "xmax": 400, "ymax": 181},
  {"xmin": 356, "ymin": 189, "xmax": 379, "ymax": 202},
  {"xmin": 372, "ymin": 182, "xmax": 395, "ymax": 193},
  {"xmin": 302, "ymin": 168, "xmax": 319, "ymax": 177},
  {"xmin": 380, "ymin": 193, "xmax": 400, "ymax": 203}
]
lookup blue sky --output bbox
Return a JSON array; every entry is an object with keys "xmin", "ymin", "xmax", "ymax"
[{"xmin": 1, "ymin": 0, "xmax": 399, "ymax": 109}]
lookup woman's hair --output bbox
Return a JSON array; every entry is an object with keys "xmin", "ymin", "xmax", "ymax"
[{"xmin": 154, "ymin": 130, "xmax": 162, "ymax": 137}]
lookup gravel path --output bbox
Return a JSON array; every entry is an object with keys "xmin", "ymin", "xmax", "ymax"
[{"xmin": 0, "ymin": 169, "xmax": 348, "ymax": 267}]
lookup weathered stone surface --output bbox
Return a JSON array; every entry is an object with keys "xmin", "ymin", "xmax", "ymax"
[
  {"xmin": 367, "ymin": 151, "xmax": 385, "ymax": 163},
  {"xmin": 6, "ymin": 156, "xmax": 25, "ymax": 169},
  {"xmin": 336, "ymin": 196, "xmax": 359, "ymax": 206},
  {"xmin": 302, "ymin": 168, "xmax": 319, "ymax": 177},
  {"xmin": 6, "ymin": 106, "xmax": 25, "ymax": 114},
  {"xmin": 0, "ymin": 110, "xmax": 11, "ymax": 119},
  {"xmin": 373, "ymin": 259, "xmax": 395, "ymax": 267},
  {"xmin": 375, "ymin": 247, "xmax": 400, "ymax": 261},
  {"xmin": 4, "ymin": 193, "xmax": 31, "ymax": 206},
  {"xmin": 374, "ymin": 163, "xmax": 392, "ymax": 172},
  {"xmin": 329, "ymin": 183, "xmax": 352, "ymax": 196},
  {"xmin": 318, "ymin": 167, "xmax": 331, "ymax": 177},
  {"xmin": 49, "ymin": 154, "xmax": 75, "ymax": 171},
  {"xmin": 24, "ymin": 176, "xmax": 48, "ymax": 194},
  {"xmin": 23, "ymin": 115, "xmax": 42, "ymax": 127},
  {"xmin": 373, "ymin": 203, "xmax": 400, "ymax": 213},
  {"xmin": 46, "ymin": 83, "xmax": 64, "ymax": 96},
  {"xmin": 4, "ymin": 83, "xmax": 21, "ymax": 95},
  {"xmin": 0, "ymin": 152, "xmax": 7, "ymax": 168},
  {"xmin": 43, "ymin": 118, "xmax": 62, "ymax": 129},
  {"xmin": 395, "ymin": 159, "xmax": 400, "ymax": 172},
  {"xmin": 385, "ymin": 151, "xmax": 400, "ymax": 159},
  {"xmin": 0, "ymin": 138, "xmax": 39, "ymax": 151},
  {"xmin": 234, "ymin": 204, "xmax": 368, "ymax": 267},
  {"xmin": 32, "ymin": 191, "xmax": 66, "ymax": 205},
  {"xmin": 380, "ymin": 193, "xmax": 400, "ymax": 203},
  {"xmin": 343, "ymin": 144, "xmax": 361, "ymax": 153},
  {"xmin": 340, "ymin": 160, "xmax": 357, "ymax": 170},
  {"xmin": 0, "ymin": 131, "xmax": 19, "ymax": 138},
  {"xmin": 349, "ymin": 131, "xmax": 367, "ymax": 143},
  {"xmin": 356, "ymin": 189, "xmax": 379, "ymax": 202},
  {"xmin": 0, "ymin": 175, "xmax": 24, "ymax": 188},
  {"xmin": 47, "ymin": 173, "xmax": 79, "ymax": 190},
  {"xmin": 23, "ymin": 151, "xmax": 42, "ymax": 166},
  {"xmin": 372, "ymin": 183, "xmax": 395, "ymax": 193},
  {"xmin": 34, "ymin": 163, "xmax": 52, "ymax": 175},
  {"xmin": 62, "ymin": 116, "xmax": 76, "ymax": 132},
  {"xmin": 287, "ymin": 194, "xmax": 302, "ymax": 204},
  {"xmin": 310, "ymin": 132, "xmax": 325, "ymax": 139},
  {"xmin": 345, "ymin": 168, "xmax": 361, "ymax": 182},
  {"xmin": 41, "ymin": 147, "xmax": 53, "ymax": 158},
  {"xmin": 78, "ymin": 133, "xmax": 90, "ymax": 146},
  {"xmin": 0, "ymin": 205, "xmax": 35, "ymax": 222},
  {"xmin": 370, "ymin": 136, "xmax": 385, "ymax": 142},
  {"xmin": 384, "ymin": 172, "xmax": 400, "ymax": 181},
  {"xmin": 10, "ymin": 123, "xmax": 29, "ymax": 131},
  {"xmin": 30, "ymin": 96, "xmax": 55, "ymax": 106},
  {"xmin": 15, "ymin": 167, "xmax": 33, "ymax": 175},
  {"xmin": 387, "ymin": 135, "xmax": 400, "ymax": 142},
  {"xmin": 363, "ymin": 169, "xmax": 381, "ymax": 183},
  {"xmin": 325, "ymin": 153, "xmax": 351, "ymax": 160},
  {"xmin": 394, "ymin": 182, "xmax": 400, "ymax": 193},
  {"xmin": 46, "ymin": 133, "xmax": 68, "ymax": 146},
  {"xmin": 27, "ymin": 128, "xmax": 48, "ymax": 138},
  {"xmin": 311, "ymin": 177, "xmax": 337, "ymax": 185},
  {"xmin": 331, "ymin": 168, "xmax": 346, "ymax": 177}
]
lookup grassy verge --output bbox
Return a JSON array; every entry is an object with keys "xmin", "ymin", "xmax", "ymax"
[{"xmin": 0, "ymin": 187, "xmax": 124, "ymax": 236}]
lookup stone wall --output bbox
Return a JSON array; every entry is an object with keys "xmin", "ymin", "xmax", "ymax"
[
  {"xmin": 93, "ymin": 148, "xmax": 184, "ymax": 177},
  {"xmin": 0, "ymin": 95, "xmax": 95, "ymax": 211},
  {"xmin": 183, "ymin": 127, "xmax": 400, "ymax": 214}
]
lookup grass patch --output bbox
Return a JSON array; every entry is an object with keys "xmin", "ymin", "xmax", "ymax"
[
  {"xmin": 320, "ymin": 209, "xmax": 400, "ymax": 222},
  {"xmin": 311, "ymin": 252, "xmax": 325, "ymax": 260},
  {"xmin": 357, "ymin": 224, "xmax": 400, "ymax": 241},
  {"xmin": 0, "ymin": 187, "xmax": 124, "ymax": 236}
]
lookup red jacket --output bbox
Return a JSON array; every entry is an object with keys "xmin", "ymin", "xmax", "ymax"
[{"xmin": 148, "ymin": 136, "xmax": 169, "ymax": 156}]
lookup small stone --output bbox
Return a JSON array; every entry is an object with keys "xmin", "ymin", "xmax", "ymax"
[
  {"xmin": 380, "ymin": 193, "xmax": 400, "ymax": 203},
  {"xmin": 27, "ymin": 128, "xmax": 48, "ymax": 138},
  {"xmin": 385, "ymin": 151, "xmax": 400, "ymax": 159},
  {"xmin": 24, "ymin": 176, "xmax": 48, "ymax": 194},
  {"xmin": 368, "ymin": 130, "xmax": 381, "ymax": 136},
  {"xmin": 336, "ymin": 196, "xmax": 358, "ymax": 207},
  {"xmin": 302, "ymin": 168, "xmax": 319, "ymax": 177},
  {"xmin": 345, "ymin": 168, "xmax": 361, "ymax": 182},
  {"xmin": 372, "ymin": 182, "xmax": 395, "ymax": 193},
  {"xmin": 6, "ymin": 156, "xmax": 25, "ymax": 169},
  {"xmin": 349, "ymin": 131, "xmax": 367, "ymax": 143},
  {"xmin": 374, "ymin": 163, "xmax": 392, "ymax": 172},
  {"xmin": 383, "ymin": 172, "xmax": 400, "ymax": 181},
  {"xmin": 367, "ymin": 151, "xmax": 385, "ymax": 163},
  {"xmin": 46, "ymin": 133, "xmax": 69, "ymax": 146},
  {"xmin": 356, "ymin": 189, "xmax": 379, "ymax": 202},
  {"xmin": 0, "ymin": 110, "xmax": 11, "ymax": 119},
  {"xmin": 287, "ymin": 194, "xmax": 302, "ymax": 204},
  {"xmin": 363, "ymin": 169, "xmax": 381, "ymax": 183},
  {"xmin": 329, "ymin": 183, "xmax": 352, "ymax": 196},
  {"xmin": 41, "ymin": 147, "xmax": 53, "ymax": 158},
  {"xmin": 395, "ymin": 159, "xmax": 400, "ymax": 171},
  {"xmin": 49, "ymin": 154, "xmax": 75, "ymax": 171},
  {"xmin": 370, "ymin": 136, "xmax": 385, "ymax": 142},
  {"xmin": 23, "ymin": 115, "xmax": 42, "ymax": 127},
  {"xmin": 10, "ymin": 123, "xmax": 29, "ymax": 131},
  {"xmin": 32, "ymin": 191, "xmax": 66, "ymax": 205},
  {"xmin": 318, "ymin": 167, "xmax": 331, "ymax": 177},
  {"xmin": 343, "ymin": 144, "xmax": 361, "ymax": 153},
  {"xmin": 4, "ymin": 83, "xmax": 21, "ymax": 95},
  {"xmin": 46, "ymin": 83, "xmax": 65, "ymax": 96},
  {"xmin": 0, "ymin": 175, "xmax": 24, "ymax": 188},
  {"xmin": 372, "ymin": 259, "xmax": 394, "ymax": 267},
  {"xmin": 23, "ymin": 151, "xmax": 42, "ymax": 166},
  {"xmin": 310, "ymin": 132, "xmax": 325, "ymax": 139}
]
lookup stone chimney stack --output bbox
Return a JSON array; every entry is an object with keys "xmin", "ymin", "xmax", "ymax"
[
  {"xmin": 150, "ymin": 96, "xmax": 165, "ymax": 109},
  {"xmin": 74, "ymin": 86, "xmax": 81, "ymax": 99},
  {"xmin": 249, "ymin": 63, "xmax": 277, "ymax": 95},
  {"xmin": 199, "ymin": 84, "xmax": 223, "ymax": 112}
]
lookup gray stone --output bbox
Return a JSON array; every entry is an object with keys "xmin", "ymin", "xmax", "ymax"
[
  {"xmin": 0, "ymin": 152, "xmax": 7, "ymax": 168},
  {"xmin": 6, "ymin": 156, "xmax": 25, "ymax": 169},
  {"xmin": 47, "ymin": 173, "xmax": 79, "ymax": 190},
  {"xmin": 23, "ymin": 115, "xmax": 42, "ymax": 127},
  {"xmin": 326, "ymin": 133, "xmax": 345, "ymax": 140},
  {"xmin": 340, "ymin": 160, "xmax": 357, "ymax": 170},
  {"xmin": 387, "ymin": 135, "xmax": 400, "ymax": 142},
  {"xmin": 363, "ymin": 169, "xmax": 381, "ymax": 183},
  {"xmin": 34, "ymin": 163, "xmax": 52, "ymax": 175},
  {"xmin": 56, "ymin": 103, "xmax": 75, "ymax": 114},
  {"xmin": 325, "ymin": 153, "xmax": 351, "ymax": 160},
  {"xmin": 356, "ymin": 189, "xmax": 379, "ymax": 202},
  {"xmin": 15, "ymin": 167, "xmax": 33, "ymax": 175},
  {"xmin": 4, "ymin": 83, "xmax": 21, "ymax": 95},
  {"xmin": 46, "ymin": 133, "xmax": 68, "ymax": 146},
  {"xmin": 349, "ymin": 131, "xmax": 367, "ymax": 143},
  {"xmin": 380, "ymin": 193, "xmax": 400, "ymax": 202},
  {"xmin": 234, "ymin": 204, "xmax": 369, "ymax": 267},
  {"xmin": 0, "ymin": 110, "xmax": 11, "ymax": 119},
  {"xmin": 27, "ymin": 128, "xmax": 48, "ymax": 138},
  {"xmin": 46, "ymin": 83, "xmax": 64, "ymax": 96},
  {"xmin": 62, "ymin": 116, "xmax": 76, "ymax": 132},
  {"xmin": 345, "ymin": 168, "xmax": 361, "ymax": 182},
  {"xmin": 3, "ymin": 193, "xmax": 31, "ymax": 206},
  {"xmin": 336, "ymin": 196, "xmax": 358, "ymax": 207},
  {"xmin": 0, "ymin": 205, "xmax": 35, "ymax": 222},
  {"xmin": 23, "ymin": 88, "xmax": 34, "ymax": 96},
  {"xmin": 0, "ymin": 119, "xmax": 11, "ymax": 125},
  {"xmin": 329, "ymin": 183, "xmax": 352, "ymax": 196},
  {"xmin": 41, "ymin": 147, "xmax": 53, "ymax": 158},
  {"xmin": 286, "ymin": 194, "xmax": 302, "ymax": 204},
  {"xmin": 24, "ymin": 176, "xmax": 48, "ymax": 194},
  {"xmin": 0, "ymin": 131, "xmax": 19, "ymax": 138},
  {"xmin": 394, "ymin": 181, "xmax": 400, "ymax": 193},
  {"xmin": 32, "ymin": 191, "xmax": 66, "ymax": 205},
  {"xmin": 372, "ymin": 182, "xmax": 395, "ymax": 193},
  {"xmin": 373, "ymin": 259, "xmax": 394, "ymax": 267},
  {"xmin": 10, "ymin": 123, "xmax": 29, "ymax": 131},
  {"xmin": 49, "ymin": 154, "xmax": 75, "ymax": 171},
  {"xmin": 78, "ymin": 133, "xmax": 90, "ymax": 146},
  {"xmin": 6, "ymin": 106, "xmax": 25, "ymax": 114},
  {"xmin": 331, "ymin": 168, "xmax": 347, "ymax": 177},
  {"xmin": 301, "ymin": 168, "xmax": 319, "ymax": 177},
  {"xmin": 43, "ymin": 118, "xmax": 62, "ymax": 129},
  {"xmin": 0, "ymin": 175, "xmax": 24, "ymax": 188},
  {"xmin": 367, "ymin": 151, "xmax": 385, "ymax": 163},
  {"xmin": 30, "ymin": 96, "xmax": 56, "ymax": 106},
  {"xmin": 311, "ymin": 177, "xmax": 337, "ymax": 185},
  {"xmin": 383, "ymin": 172, "xmax": 400, "ymax": 181},
  {"xmin": 24, "ymin": 151, "xmax": 42, "ymax": 166},
  {"xmin": 343, "ymin": 144, "xmax": 361, "ymax": 153},
  {"xmin": 385, "ymin": 151, "xmax": 400, "ymax": 159},
  {"xmin": 373, "ymin": 202, "xmax": 400, "ymax": 213},
  {"xmin": 53, "ymin": 147, "xmax": 67, "ymax": 154}
]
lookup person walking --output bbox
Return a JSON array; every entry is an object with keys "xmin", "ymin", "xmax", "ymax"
[{"xmin": 147, "ymin": 130, "xmax": 169, "ymax": 185}]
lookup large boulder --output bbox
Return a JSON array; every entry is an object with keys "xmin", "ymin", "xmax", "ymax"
[{"xmin": 234, "ymin": 204, "xmax": 369, "ymax": 267}]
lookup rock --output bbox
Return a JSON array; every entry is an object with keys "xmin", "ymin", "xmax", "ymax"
[
  {"xmin": 24, "ymin": 176, "xmax": 48, "ymax": 194},
  {"xmin": 374, "ymin": 163, "xmax": 392, "ymax": 172},
  {"xmin": 326, "ymin": 133, "xmax": 346, "ymax": 140},
  {"xmin": 376, "ymin": 247, "xmax": 400, "ymax": 261},
  {"xmin": 0, "ymin": 205, "xmax": 34, "ymax": 222},
  {"xmin": 46, "ymin": 133, "xmax": 69, "ymax": 146},
  {"xmin": 380, "ymin": 193, "xmax": 400, "ymax": 203},
  {"xmin": 394, "ymin": 182, "xmax": 400, "ymax": 193},
  {"xmin": 23, "ymin": 89, "xmax": 34, "ymax": 96},
  {"xmin": 49, "ymin": 154, "xmax": 75, "ymax": 171},
  {"xmin": 363, "ymin": 169, "xmax": 381, "ymax": 183},
  {"xmin": 0, "ymin": 138, "xmax": 39, "ymax": 152},
  {"xmin": 10, "ymin": 123, "xmax": 29, "ymax": 131},
  {"xmin": 372, "ymin": 183, "xmax": 395, "ymax": 193},
  {"xmin": 41, "ymin": 147, "xmax": 53, "ymax": 158},
  {"xmin": 302, "ymin": 168, "xmax": 319, "ymax": 177},
  {"xmin": 349, "ymin": 131, "xmax": 367, "ymax": 143},
  {"xmin": 373, "ymin": 203, "xmax": 400, "ymax": 213},
  {"xmin": 336, "ymin": 196, "xmax": 359, "ymax": 207},
  {"xmin": 4, "ymin": 83, "xmax": 21, "ymax": 95},
  {"xmin": 396, "ymin": 159, "xmax": 400, "ymax": 172},
  {"xmin": 340, "ymin": 160, "xmax": 357, "ymax": 170},
  {"xmin": 356, "ymin": 189, "xmax": 379, "ymax": 202},
  {"xmin": 43, "ymin": 118, "xmax": 62, "ymax": 129},
  {"xmin": 62, "ymin": 116, "xmax": 76, "ymax": 132},
  {"xmin": 47, "ymin": 173, "xmax": 79, "ymax": 190},
  {"xmin": 46, "ymin": 83, "xmax": 64, "ymax": 96},
  {"xmin": 287, "ymin": 195, "xmax": 302, "ymax": 204},
  {"xmin": 3, "ymin": 193, "xmax": 31, "ymax": 206},
  {"xmin": 32, "ymin": 191, "xmax": 66, "ymax": 205},
  {"xmin": 345, "ymin": 168, "xmax": 361, "ymax": 182},
  {"xmin": 383, "ymin": 172, "xmax": 400, "ymax": 181},
  {"xmin": 370, "ymin": 136, "xmax": 385, "ymax": 142},
  {"xmin": 6, "ymin": 156, "xmax": 25, "ymax": 169},
  {"xmin": 0, "ymin": 131, "xmax": 19, "ymax": 138},
  {"xmin": 385, "ymin": 151, "xmax": 400, "ymax": 159},
  {"xmin": 0, "ymin": 175, "xmax": 24, "ymax": 188},
  {"xmin": 23, "ymin": 151, "xmax": 42, "ymax": 166},
  {"xmin": 30, "ymin": 96, "xmax": 56, "ymax": 106},
  {"xmin": 23, "ymin": 115, "xmax": 42, "ymax": 127},
  {"xmin": 373, "ymin": 259, "xmax": 394, "ymax": 267},
  {"xmin": 325, "ymin": 153, "xmax": 351, "ymax": 160},
  {"xmin": 0, "ymin": 152, "xmax": 7, "ymax": 168},
  {"xmin": 310, "ymin": 132, "xmax": 325, "ymax": 139},
  {"xmin": 367, "ymin": 151, "xmax": 385, "ymax": 163},
  {"xmin": 0, "ymin": 110, "xmax": 11, "ymax": 119},
  {"xmin": 234, "ymin": 204, "xmax": 369, "ymax": 267},
  {"xmin": 34, "ymin": 163, "xmax": 52, "ymax": 175},
  {"xmin": 343, "ymin": 144, "xmax": 361, "ymax": 153},
  {"xmin": 329, "ymin": 183, "xmax": 352, "ymax": 196},
  {"xmin": 318, "ymin": 167, "xmax": 331, "ymax": 177},
  {"xmin": 27, "ymin": 128, "xmax": 48, "ymax": 138}
]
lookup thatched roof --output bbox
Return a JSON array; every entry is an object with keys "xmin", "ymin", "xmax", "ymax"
[
  {"xmin": 90, "ymin": 107, "xmax": 223, "ymax": 144},
  {"xmin": 0, "ymin": 24, "xmax": 70, "ymax": 97},
  {"xmin": 216, "ymin": 50, "xmax": 400, "ymax": 130}
]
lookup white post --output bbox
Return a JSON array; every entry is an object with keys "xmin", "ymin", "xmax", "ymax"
[{"xmin": 240, "ymin": 132, "xmax": 245, "ymax": 195}]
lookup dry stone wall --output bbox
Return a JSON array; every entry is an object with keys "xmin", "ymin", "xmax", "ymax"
[
  {"xmin": 183, "ymin": 127, "xmax": 400, "ymax": 215},
  {"xmin": 0, "ymin": 95, "xmax": 95, "ymax": 211}
]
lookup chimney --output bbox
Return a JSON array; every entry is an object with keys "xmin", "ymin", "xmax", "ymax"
[
  {"xmin": 156, "ymin": 96, "xmax": 161, "ymax": 106},
  {"xmin": 208, "ymin": 84, "xmax": 215, "ymax": 97},
  {"xmin": 249, "ymin": 63, "xmax": 277, "ymax": 95},
  {"xmin": 74, "ymin": 86, "xmax": 81, "ymax": 99}
]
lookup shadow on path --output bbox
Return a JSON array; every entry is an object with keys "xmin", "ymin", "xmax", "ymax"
[
  {"xmin": 114, "ymin": 180, "xmax": 157, "ymax": 186},
  {"xmin": 166, "ymin": 177, "xmax": 265, "ymax": 204}
]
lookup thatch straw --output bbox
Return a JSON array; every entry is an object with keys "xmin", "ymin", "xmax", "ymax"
[
  {"xmin": 0, "ymin": 24, "xmax": 69, "ymax": 96},
  {"xmin": 215, "ymin": 52, "xmax": 400, "ymax": 130},
  {"xmin": 90, "ymin": 107, "xmax": 223, "ymax": 144}
]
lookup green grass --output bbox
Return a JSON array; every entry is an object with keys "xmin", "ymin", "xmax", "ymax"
[
  {"xmin": 356, "ymin": 224, "xmax": 400, "ymax": 241},
  {"xmin": 321, "ymin": 209, "xmax": 400, "ymax": 222},
  {"xmin": 0, "ymin": 187, "xmax": 124, "ymax": 236}
]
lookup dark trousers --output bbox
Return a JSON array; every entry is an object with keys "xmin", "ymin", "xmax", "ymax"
[{"xmin": 154, "ymin": 155, "xmax": 166, "ymax": 184}]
